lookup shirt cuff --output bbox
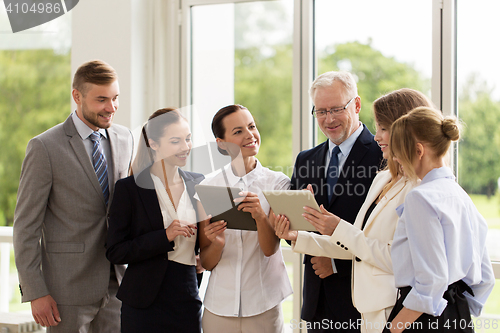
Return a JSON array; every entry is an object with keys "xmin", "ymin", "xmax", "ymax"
[
  {"xmin": 402, "ymin": 287, "xmax": 448, "ymax": 316},
  {"xmin": 293, "ymin": 231, "xmax": 337, "ymax": 274},
  {"xmin": 292, "ymin": 231, "xmax": 307, "ymax": 252},
  {"xmin": 331, "ymin": 258, "xmax": 338, "ymax": 274}
]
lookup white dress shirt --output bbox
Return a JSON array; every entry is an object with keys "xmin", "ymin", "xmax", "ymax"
[
  {"xmin": 325, "ymin": 121, "xmax": 364, "ymax": 173},
  {"xmin": 151, "ymin": 173, "xmax": 197, "ymax": 266},
  {"xmin": 391, "ymin": 167, "xmax": 495, "ymax": 317},
  {"xmin": 72, "ymin": 111, "xmax": 114, "ymax": 187},
  {"xmin": 200, "ymin": 160, "xmax": 293, "ymax": 317}
]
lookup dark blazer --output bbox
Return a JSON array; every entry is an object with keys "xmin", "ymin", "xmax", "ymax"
[
  {"xmin": 290, "ymin": 125, "xmax": 383, "ymax": 324},
  {"xmin": 105, "ymin": 167, "xmax": 204, "ymax": 309}
]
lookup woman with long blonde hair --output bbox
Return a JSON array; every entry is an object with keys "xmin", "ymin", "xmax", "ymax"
[{"xmin": 275, "ymin": 89, "xmax": 433, "ymax": 333}]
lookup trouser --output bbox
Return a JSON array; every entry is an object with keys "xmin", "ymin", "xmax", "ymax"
[
  {"xmin": 202, "ymin": 304, "xmax": 284, "ymax": 333},
  {"xmin": 383, "ymin": 280, "xmax": 474, "ymax": 333},
  {"xmin": 47, "ymin": 272, "xmax": 121, "ymax": 333}
]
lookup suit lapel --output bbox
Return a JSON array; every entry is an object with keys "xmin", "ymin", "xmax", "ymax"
[
  {"xmin": 179, "ymin": 170, "xmax": 203, "ymax": 253},
  {"xmin": 351, "ymin": 172, "xmax": 386, "ymax": 229},
  {"xmin": 363, "ymin": 174, "xmax": 407, "ymax": 232},
  {"xmin": 313, "ymin": 142, "xmax": 329, "ymax": 207},
  {"xmin": 64, "ymin": 116, "xmax": 106, "ymax": 206},
  {"xmin": 179, "ymin": 169, "xmax": 196, "ymax": 206},
  {"xmin": 135, "ymin": 168, "xmax": 203, "ymax": 231},
  {"xmin": 180, "ymin": 169, "xmax": 206, "ymax": 221},
  {"xmin": 107, "ymin": 128, "xmax": 120, "ymax": 197},
  {"xmin": 135, "ymin": 169, "xmax": 164, "ymax": 231}
]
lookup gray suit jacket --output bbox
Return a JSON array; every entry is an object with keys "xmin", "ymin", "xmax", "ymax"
[{"xmin": 13, "ymin": 115, "xmax": 133, "ymax": 305}]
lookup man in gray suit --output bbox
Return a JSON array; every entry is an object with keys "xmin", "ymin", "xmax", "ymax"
[{"xmin": 13, "ymin": 60, "xmax": 133, "ymax": 332}]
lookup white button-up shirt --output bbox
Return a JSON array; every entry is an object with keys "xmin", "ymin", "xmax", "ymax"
[
  {"xmin": 324, "ymin": 121, "xmax": 364, "ymax": 174},
  {"xmin": 151, "ymin": 173, "xmax": 197, "ymax": 266},
  {"xmin": 200, "ymin": 160, "xmax": 293, "ymax": 317},
  {"xmin": 72, "ymin": 111, "xmax": 114, "ymax": 187},
  {"xmin": 392, "ymin": 167, "xmax": 495, "ymax": 317}
]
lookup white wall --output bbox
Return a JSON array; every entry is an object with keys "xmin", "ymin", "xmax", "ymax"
[{"xmin": 71, "ymin": 0, "xmax": 151, "ymax": 130}]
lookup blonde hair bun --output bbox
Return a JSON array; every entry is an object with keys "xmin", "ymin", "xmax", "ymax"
[{"xmin": 441, "ymin": 117, "xmax": 460, "ymax": 141}]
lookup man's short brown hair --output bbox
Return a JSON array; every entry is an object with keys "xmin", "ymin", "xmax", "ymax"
[{"xmin": 72, "ymin": 60, "xmax": 118, "ymax": 96}]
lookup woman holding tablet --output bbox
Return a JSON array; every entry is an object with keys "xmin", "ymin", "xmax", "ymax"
[
  {"xmin": 382, "ymin": 107, "xmax": 494, "ymax": 332},
  {"xmin": 106, "ymin": 108, "xmax": 204, "ymax": 332},
  {"xmin": 275, "ymin": 89, "xmax": 432, "ymax": 333},
  {"xmin": 198, "ymin": 104, "xmax": 292, "ymax": 333}
]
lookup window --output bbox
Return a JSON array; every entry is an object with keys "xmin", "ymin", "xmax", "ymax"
[
  {"xmin": 185, "ymin": 1, "xmax": 296, "ymax": 325},
  {"xmin": 457, "ymin": 0, "xmax": 500, "ymax": 318},
  {"xmin": 314, "ymin": 0, "xmax": 432, "ymax": 143},
  {"xmin": 188, "ymin": 0, "xmax": 294, "ymax": 175},
  {"xmin": 0, "ymin": 8, "xmax": 72, "ymax": 312},
  {"xmin": 178, "ymin": 1, "xmax": 499, "ymax": 330},
  {"xmin": 0, "ymin": 4, "xmax": 72, "ymax": 227}
]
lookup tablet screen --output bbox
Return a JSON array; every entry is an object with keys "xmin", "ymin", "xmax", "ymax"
[
  {"xmin": 195, "ymin": 184, "xmax": 257, "ymax": 231},
  {"xmin": 263, "ymin": 190, "xmax": 319, "ymax": 231}
]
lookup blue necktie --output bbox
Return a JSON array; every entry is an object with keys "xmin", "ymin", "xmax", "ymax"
[
  {"xmin": 327, "ymin": 146, "xmax": 341, "ymax": 202},
  {"xmin": 90, "ymin": 132, "xmax": 110, "ymax": 205}
]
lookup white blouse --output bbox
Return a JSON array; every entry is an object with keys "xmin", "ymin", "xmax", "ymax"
[
  {"xmin": 199, "ymin": 160, "xmax": 293, "ymax": 317},
  {"xmin": 151, "ymin": 173, "xmax": 197, "ymax": 266}
]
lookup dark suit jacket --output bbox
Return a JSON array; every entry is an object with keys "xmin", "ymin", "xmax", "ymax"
[
  {"xmin": 105, "ymin": 167, "xmax": 204, "ymax": 309},
  {"xmin": 290, "ymin": 125, "xmax": 383, "ymax": 323}
]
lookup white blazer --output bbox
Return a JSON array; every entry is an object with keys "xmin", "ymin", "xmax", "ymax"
[{"xmin": 293, "ymin": 170, "xmax": 417, "ymax": 314}]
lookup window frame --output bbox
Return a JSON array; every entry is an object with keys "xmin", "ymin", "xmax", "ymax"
[{"xmin": 165, "ymin": 1, "xmax": 499, "ymax": 329}]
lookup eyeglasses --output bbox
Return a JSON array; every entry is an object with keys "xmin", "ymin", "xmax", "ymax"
[{"xmin": 311, "ymin": 96, "xmax": 357, "ymax": 118}]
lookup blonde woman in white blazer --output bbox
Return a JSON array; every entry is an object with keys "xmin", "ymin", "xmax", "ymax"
[{"xmin": 275, "ymin": 89, "xmax": 433, "ymax": 333}]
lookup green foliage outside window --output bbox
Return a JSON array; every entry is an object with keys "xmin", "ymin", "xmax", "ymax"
[
  {"xmin": 234, "ymin": 40, "xmax": 430, "ymax": 175},
  {"xmin": 234, "ymin": 45, "xmax": 293, "ymax": 175},
  {"xmin": 0, "ymin": 50, "xmax": 71, "ymax": 226},
  {"xmin": 1, "ymin": 43, "xmax": 500, "ymax": 226},
  {"xmin": 318, "ymin": 41, "xmax": 430, "ymax": 136},
  {"xmin": 458, "ymin": 74, "xmax": 500, "ymax": 198}
]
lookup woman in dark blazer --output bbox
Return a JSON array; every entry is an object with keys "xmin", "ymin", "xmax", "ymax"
[{"xmin": 106, "ymin": 108, "xmax": 204, "ymax": 333}]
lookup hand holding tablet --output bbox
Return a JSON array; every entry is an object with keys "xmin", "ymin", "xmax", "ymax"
[
  {"xmin": 195, "ymin": 184, "xmax": 257, "ymax": 231},
  {"xmin": 262, "ymin": 190, "xmax": 321, "ymax": 231}
]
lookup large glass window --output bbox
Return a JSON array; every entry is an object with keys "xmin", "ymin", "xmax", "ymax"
[
  {"xmin": 457, "ymin": 0, "xmax": 500, "ymax": 319},
  {"xmin": 0, "ymin": 7, "xmax": 72, "ymax": 312},
  {"xmin": 188, "ymin": 1, "xmax": 295, "ymax": 326},
  {"xmin": 185, "ymin": 1, "xmax": 499, "ymax": 330},
  {"xmin": 314, "ymin": 0, "xmax": 432, "ymax": 143},
  {"xmin": 0, "ymin": 6, "xmax": 72, "ymax": 227},
  {"xmin": 189, "ymin": 0, "xmax": 294, "ymax": 175}
]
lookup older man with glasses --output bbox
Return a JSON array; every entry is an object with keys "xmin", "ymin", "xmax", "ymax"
[{"xmin": 288, "ymin": 71, "xmax": 382, "ymax": 333}]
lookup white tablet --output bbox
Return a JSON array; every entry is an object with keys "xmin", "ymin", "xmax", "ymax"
[{"xmin": 262, "ymin": 190, "xmax": 320, "ymax": 231}]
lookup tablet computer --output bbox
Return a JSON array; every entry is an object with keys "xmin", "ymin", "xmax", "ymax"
[
  {"xmin": 195, "ymin": 184, "xmax": 257, "ymax": 231},
  {"xmin": 262, "ymin": 190, "xmax": 320, "ymax": 231}
]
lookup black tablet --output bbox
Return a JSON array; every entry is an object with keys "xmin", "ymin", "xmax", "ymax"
[{"xmin": 195, "ymin": 184, "xmax": 257, "ymax": 231}]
